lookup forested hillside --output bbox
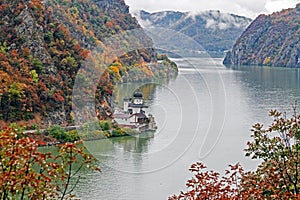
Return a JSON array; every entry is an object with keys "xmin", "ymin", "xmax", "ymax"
[
  {"xmin": 223, "ymin": 4, "xmax": 300, "ymax": 67},
  {"xmin": 0, "ymin": 0, "xmax": 177, "ymax": 128}
]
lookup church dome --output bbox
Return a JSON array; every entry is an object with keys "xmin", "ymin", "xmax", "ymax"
[{"xmin": 133, "ymin": 92, "xmax": 143, "ymax": 98}]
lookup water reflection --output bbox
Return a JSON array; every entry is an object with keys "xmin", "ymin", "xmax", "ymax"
[
  {"xmin": 117, "ymin": 133, "xmax": 154, "ymax": 153},
  {"xmin": 84, "ymin": 132, "xmax": 154, "ymax": 165},
  {"xmin": 227, "ymin": 65, "xmax": 300, "ymax": 116}
]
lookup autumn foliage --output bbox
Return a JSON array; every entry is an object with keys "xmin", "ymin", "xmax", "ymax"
[
  {"xmin": 169, "ymin": 109, "xmax": 300, "ymax": 199},
  {"xmin": 168, "ymin": 162, "xmax": 244, "ymax": 200},
  {"xmin": 0, "ymin": 0, "xmax": 177, "ymax": 127},
  {"xmin": 0, "ymin": 127, "xmax": 100, "ymax": 199}
]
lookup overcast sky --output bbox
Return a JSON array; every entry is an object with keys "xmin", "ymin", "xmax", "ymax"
[{"xmin": 125, "ymin": 0, "xmax": 300, "ymax": 18}]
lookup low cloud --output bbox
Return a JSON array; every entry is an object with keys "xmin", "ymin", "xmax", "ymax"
[
  {"xmin": 125, "ymin": 0, "xmax": 299, "ymax": 18},
  {"xmin": 265, "ymin": 0, "xmax": 299, "ymax": 13}
]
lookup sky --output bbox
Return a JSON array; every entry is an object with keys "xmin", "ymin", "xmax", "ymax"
[{"xmin": 125, "ymin": 0, "xmax": 300, "ymax": 18}]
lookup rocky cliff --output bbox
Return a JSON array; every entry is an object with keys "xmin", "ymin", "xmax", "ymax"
[
  {"xmin": 0, "ymin": 0, "xmax": 177, "ymax": 128},
  {"xmin": 223, "ymin": 4, "xmax": 300, "ymax": 67}
]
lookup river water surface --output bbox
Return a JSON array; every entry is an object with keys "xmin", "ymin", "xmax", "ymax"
[{"xmin": 75, "ymin": 57, "xmax": 300, "ymax": 199}]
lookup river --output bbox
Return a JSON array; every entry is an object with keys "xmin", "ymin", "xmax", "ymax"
[{"xmin": 75, "ymin": 57, "xmax": 300, "ymax": 199}]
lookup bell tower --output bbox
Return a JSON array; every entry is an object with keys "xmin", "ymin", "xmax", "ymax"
[{"xmin": 123, "ymin": 97, "xmax": 130, "ymax": 112}]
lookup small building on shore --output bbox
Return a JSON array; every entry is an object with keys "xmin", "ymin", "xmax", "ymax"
[{"xmin": 113, "ymin": 92, "xmax": 157, "ymax": 132}]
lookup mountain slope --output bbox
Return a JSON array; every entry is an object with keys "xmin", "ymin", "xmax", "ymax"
[
  {"xmin": 223, "ymin": 4, "xmax": 300, "ymax": 67},
  {"xmin": 134, "ymin": 10, "xmax": 252, "ymax": 53},
  {"xmin": 0, "ymin": 0, "xmax": 177, "ymax": 128}
]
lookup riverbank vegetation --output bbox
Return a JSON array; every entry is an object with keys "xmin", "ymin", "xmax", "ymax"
[
  {"xmin": 15, "ymin": 120, "xmax": 138, "ymax": 146},
  {"xmin": 169, "ymin": 109, "xmax": 300, "ymax": 199},
  {"xmin": 76, "ymin": 120, "xmax": 139, "ymax": 141},
  {"xmin": 47, "ymin": 120, "xmax": 138, "ymax": 142}
]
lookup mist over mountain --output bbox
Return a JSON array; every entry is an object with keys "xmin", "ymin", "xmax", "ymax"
[{"xmin": 133, "ymin": 10, "xmax": 252, "ymax": 55}]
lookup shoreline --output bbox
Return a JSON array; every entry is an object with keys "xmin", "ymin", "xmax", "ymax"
[{"xmin": 23, "ymin": 124, "xmax": 155, "ymax": 147}]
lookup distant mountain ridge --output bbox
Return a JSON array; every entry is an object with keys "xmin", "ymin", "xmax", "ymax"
[
  {"xmin": 133, "ymin": 10, "xmax": 252, "ymax": 53},
  {"xmin": 223, "ymin": 4, "xmax": 300, "ymax": 67}
]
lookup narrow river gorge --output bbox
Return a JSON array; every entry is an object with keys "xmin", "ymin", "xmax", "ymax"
[{"xmin": 75, "ymin": 57, "xmax": 300, "ymax": 199}]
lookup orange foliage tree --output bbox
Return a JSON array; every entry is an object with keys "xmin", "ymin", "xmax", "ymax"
[
  {"xmin": 0, "ymin": 126, "xmax": 100, "ymax": 199},
  {"xmin": 168, "ymin": 163, "xmax": 243, "ymax": 200}
]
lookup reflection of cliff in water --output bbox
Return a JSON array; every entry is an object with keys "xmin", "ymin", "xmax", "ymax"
[{"xmin": 226, "ymin": 65, "xmax": 300, "ymax": 118}]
